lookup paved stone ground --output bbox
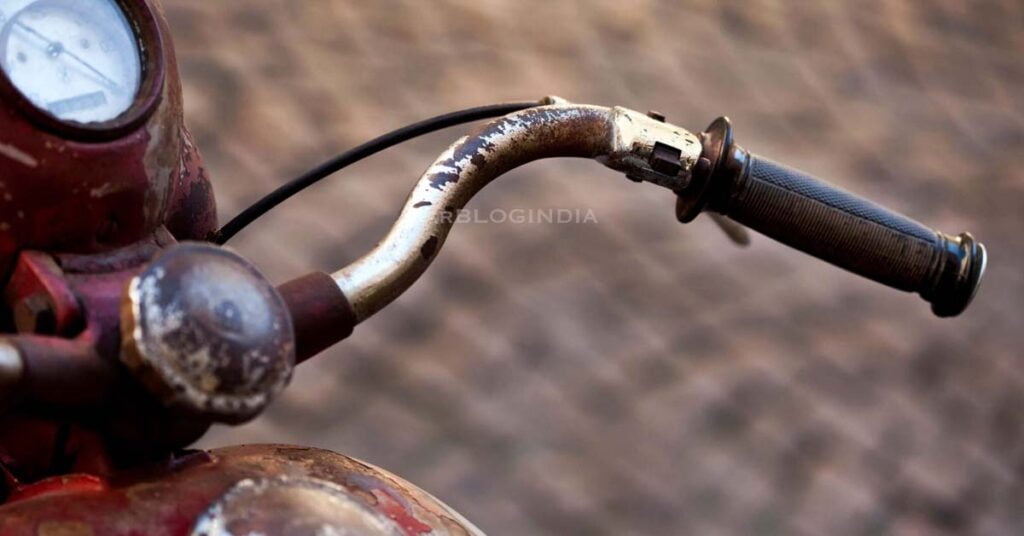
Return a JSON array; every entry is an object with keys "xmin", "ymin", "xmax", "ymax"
[{"xmin": 168, "ymin": 1, "xmax": 1024, "ymax": 533}]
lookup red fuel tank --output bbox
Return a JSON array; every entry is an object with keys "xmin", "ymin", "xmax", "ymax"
[{"xmin": 0, "ymin": 444, "xmax": 483, "ymax": 536}]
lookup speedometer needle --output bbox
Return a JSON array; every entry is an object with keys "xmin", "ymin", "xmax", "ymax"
[{"xmin": 14, "ymin": 21, "xmax": 122, "ymax": 92}]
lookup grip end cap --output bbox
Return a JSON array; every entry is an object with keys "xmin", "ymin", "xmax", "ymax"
[{"xmin": 928, "ymin": 232, "xmax": 986, "ymax": 318}]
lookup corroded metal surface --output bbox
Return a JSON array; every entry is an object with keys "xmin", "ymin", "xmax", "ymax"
[
  {"xmin": 0, "ymin": 444, "xmax": 485, "ymax": 536},
  {"xmin": 181, "ymin": 2, "xmax": 1022, "ymax": 534},
  {"xmin": 0, "ymin": 0, "xmax": 220, "ymax": 471},
  {"xmin": 601, "ymin": 105, "xmax": 701, "ymax": 188},
  {"xmin": 0, "ymin": 0, "xmax": 215, "ymax": 282},
  {"xmin": 332, "ymin": 104, "xmax": 701, "ymax": 321},
  {"xmin": 333, "ymin": 105, "xmax": 610, "ymax": 321},
  {"xmin": 121, "ymin": 243, "xmax": 295, "ymax": 423}
]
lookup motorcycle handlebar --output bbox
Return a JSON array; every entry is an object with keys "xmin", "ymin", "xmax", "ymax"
[
  {"xmin": 325, "ymin": 104, "xmax": 984, "ymax": 329},
  {"xmin": 0, "ymin": 101, "xmax": 986, "ymax": 425}
]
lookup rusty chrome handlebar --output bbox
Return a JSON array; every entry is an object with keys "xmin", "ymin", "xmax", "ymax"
[
  {"xmin": 1, "ymin": 98, "xmax": 984, "ymax": 430},
  {"xmin": 331, "ymin": 101, "xmax": 703, "ymax": 321}
]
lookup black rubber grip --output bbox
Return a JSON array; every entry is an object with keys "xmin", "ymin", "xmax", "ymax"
[{"xmin": 719, "ymin": 154, "xmax": 984, "ymax": 317}]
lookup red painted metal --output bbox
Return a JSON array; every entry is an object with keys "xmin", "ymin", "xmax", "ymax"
[
  {"xmin": 277, "ymin": 271, "xmax": 357, "ymax": 363},
  {"xmin": 5, "ymin": 474, "xmax": 108, "ymax": 504},
  {"xmin": 0, "ymin": 1, "xmax": 482, "ymax": 533},
  {"xmin": 0, "ymin": 0, "xmax": 215, "ymax": 283},
  {"xmin": 0, "ymin": 445, "xmax": 481, "ymax": 535},
  {"xmin": 0, "ymin": 0, "xmax": 221, "ymax": 506},
  {"xmin": 3, "ymin": 251, "xmax": 83, "ymax": 335}
]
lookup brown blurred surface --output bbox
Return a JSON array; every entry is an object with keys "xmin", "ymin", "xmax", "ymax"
[{"xmin": 171, "ymin": 1, "xmax": 1024, "ymax": 533}]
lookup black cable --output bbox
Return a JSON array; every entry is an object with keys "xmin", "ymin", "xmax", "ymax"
[{"xmin": 213, "ymin": 101, "xmax": 541, "ymax": 244}]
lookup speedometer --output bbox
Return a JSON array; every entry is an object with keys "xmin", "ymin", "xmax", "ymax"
[{"xmin": 0, "ymin": 0, "xmax": 142, "ymax": 124}]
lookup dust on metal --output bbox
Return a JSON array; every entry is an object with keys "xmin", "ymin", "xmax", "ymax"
[{"xmin": 120, "ymin": 243, "xmax": 295, "ymax": 423}]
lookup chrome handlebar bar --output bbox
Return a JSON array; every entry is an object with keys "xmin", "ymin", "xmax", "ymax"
[{"xmin": 332, "ymin": 101, "xmax": 703, "ymax": 321}]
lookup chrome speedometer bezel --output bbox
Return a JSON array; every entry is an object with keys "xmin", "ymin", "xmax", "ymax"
[{"xmin": 0, "ymin": 0, "xmax": 164, "ymax": 141}]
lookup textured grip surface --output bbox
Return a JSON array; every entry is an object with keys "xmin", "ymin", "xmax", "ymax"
[{"xmin": 724, "ymin": 155, "xmax": 944, "ymax": 294}]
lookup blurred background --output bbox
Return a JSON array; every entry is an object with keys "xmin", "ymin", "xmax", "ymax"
[{"xmin": 168, "ymin": 1, "xmax": 1023, "ymax": 533}]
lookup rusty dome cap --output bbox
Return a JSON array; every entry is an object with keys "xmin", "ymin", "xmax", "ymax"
[{"xmin": 121, "ymin": 242, "xmax": 295, "ymax": 423}]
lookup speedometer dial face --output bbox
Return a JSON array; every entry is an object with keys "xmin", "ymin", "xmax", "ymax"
[{"xmin": 0, "ymin": 0, "xmax": 141, "ymax": 124}]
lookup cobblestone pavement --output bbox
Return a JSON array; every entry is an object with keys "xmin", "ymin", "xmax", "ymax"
[{"xmin": 169, "ymin": 1, "xmax": 1024, "ymax": 533}]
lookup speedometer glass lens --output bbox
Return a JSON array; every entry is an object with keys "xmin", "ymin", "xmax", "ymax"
[{"xmin": 0, "ymin": 0, "xmax": 141, "ymax": 124}]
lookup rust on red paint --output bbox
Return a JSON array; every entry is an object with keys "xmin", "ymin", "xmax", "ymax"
[
  {"xmin": 0, "ymin": 0, "xmax": 221, "ymax": 484},
  {"xmin": 0, "ymin": 0, "xmax": 216, "ymax": 283},
  {"xmin": 163, "ymin": 127, "xmax": 217, "ymax": 242},
  {"xmin": 0, "ymin": 0, "xmax": 483, "ymax": 531},
  {"xmin": 370, "ymin": 488, "xmax": 436, "ymax": 535},
  {"xmin": 0, "ymin": 444, "xmax": 482, "ymax": 536}
]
